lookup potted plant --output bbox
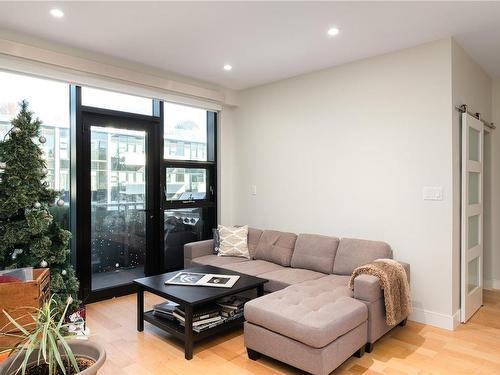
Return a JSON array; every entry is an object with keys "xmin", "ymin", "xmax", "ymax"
[{"xmin": 0, "ymin": 297, "xmax": 105, "ymax": 375}]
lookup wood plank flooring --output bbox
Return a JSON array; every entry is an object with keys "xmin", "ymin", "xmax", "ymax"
[{"xmin": 86, "ymin": 289, "xmax": 500, "ymax": 375}]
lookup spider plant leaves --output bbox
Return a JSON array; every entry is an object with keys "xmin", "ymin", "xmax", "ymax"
[{"xmin": 0, "ymin": 296, "xmax": 80, "ymax": 375}]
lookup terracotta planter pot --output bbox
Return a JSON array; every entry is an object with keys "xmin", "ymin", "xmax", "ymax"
[{"xmin": 0, "ymin": 340, "xmax": 106, "ymax": 375}]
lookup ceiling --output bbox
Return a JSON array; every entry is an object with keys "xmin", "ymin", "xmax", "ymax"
[{"xmin": 0, "ymin": 2, "xmax": 500, "ymax": 90}]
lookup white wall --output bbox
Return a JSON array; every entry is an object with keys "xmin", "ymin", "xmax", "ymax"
[
  {"xmin": 226, "ymin": 39, "xmax": 457, "ymax": 328},
  {"xmin": 451, "ymin": 41, "xmax": 492, "ymax": 320},
  {"xmin": 218, "ymin": 106, "xmax": 236, "ymax": 225},
  {"xmin": 487, "ymin": 79, "xmax": 500, "ymax": 289}
]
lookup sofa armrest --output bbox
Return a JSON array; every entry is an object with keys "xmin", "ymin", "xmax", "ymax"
[
  {"xmin": 353, "ymin": 275, "xmax": 383, "ymax": 302},
  {"xmin": 353, "ymin": 261, "xmax": 410, "ymax": 302},
  {"xmin": 184, "ymin": 239, "xmax": 215, "ymax": 260}
]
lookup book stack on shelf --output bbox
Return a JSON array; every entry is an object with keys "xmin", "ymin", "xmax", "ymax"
[
  {"xmin": 216, "ymin": 295, "xmax": 250, "ymax": 321},
  {"xmin": 160, "ymin": 296, "xmax": 252, "ymax": 333},
  {"xmin": 173, "ymin": 304, "xmax": 223, "ymax": 333},
  {"xmin": 153, "ymin": 300, "xmax": 179, "ymax": 321}
]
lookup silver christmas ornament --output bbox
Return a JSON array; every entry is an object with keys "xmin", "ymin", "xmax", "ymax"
[
  {"xmin": 56, "ymin": 199, "xmax": 65, "ymax": 207},
  {"xmin": 115, "ymin": 263, "xmax": 120, "ymax": 268},
  {"xmin": 61, "ymin": 269, "xmax": 67, "ymax": 276},
  {"xmin": 11, "ymin": 127, "xmax": 21, "ymax": 134},
  {"xmin": 34, "ymin": 202, "xmax": 41, "ymax": 209},
  {"xmin": 40, "ymin": 260, "xmax": 48, "ymax": 268},
  {"xmin": 39, "ymin": 136, "xmax": 47, "ymax": 144},
  {"xmin": 41, "ymin": 168, "xmax": 48, "ymax": 175},
  {"xmin": 0, "ymin": 161, "xmax": 6, "ymax": 169}
]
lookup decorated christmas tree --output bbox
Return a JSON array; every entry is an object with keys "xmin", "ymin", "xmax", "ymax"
[{"xmin": 0, "ymin": 100, "xmax": 79, "ymax": 312}]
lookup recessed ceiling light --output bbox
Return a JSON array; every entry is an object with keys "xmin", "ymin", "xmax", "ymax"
[
  {"xmin": 50, "ymin": 9, "xmax": 64, "ymax": 18},
  {"xmin": 223, "ymin": 64, "xmax": 232, "ymax": 71},
  {"xmin": 327, "ymin": 27, "xmax": 340, "ymax": 36}
]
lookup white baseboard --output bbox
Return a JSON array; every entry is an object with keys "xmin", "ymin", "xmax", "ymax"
[
  {"xmin": 409, "ymin": 307, "xmax": 460, "ymax": 330},
  {"xmin": 484, "ymin": 279, "xmax": 500, "ymax": 290}
]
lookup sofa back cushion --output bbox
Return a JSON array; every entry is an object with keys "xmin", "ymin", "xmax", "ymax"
[
  {"xmin": 332, "ymin": 238, "xmax": 393, "ymax": 275},
  {"xmin": 248, "ymin": 227, "xmax": 263, "ymax": 259},
  {"xmin": 291, "ymin": 234, "xmax": 340, "ymax": 274},
  {"xmin": 254, "ymin": 230, "xmax": 297, "ymax": 266}
]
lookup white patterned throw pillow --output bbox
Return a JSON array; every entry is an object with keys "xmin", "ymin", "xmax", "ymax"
[{"xmin": 217, "ymin": 225, "xmax": 250, "ymax": 259}]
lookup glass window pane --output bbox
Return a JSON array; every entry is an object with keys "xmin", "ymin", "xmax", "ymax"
[
  {"xmin": 0, "ymin": 71, "xmax": 70, "ymax": 229},
  {"xmin": 468, "ymin": 172, "xmax": 480, "ymax": 205},
  {"xmin": 468, "ymin": 256, "xmax": 480, "ymax": 293},
  {"xmin": 165, "ymin": 168, "xmax": 207, "ymax": 200},
  {"xmin": 468, "ymin": 214, "xmax": 480, "ymax": 249},
  {"xmin": 164, "ymin": 102, "xmax": 207, "ymax": 161},
  {"xmin": 90, "ymin": 126, "xmax": 146, "ymax": 290},
  {"xmin": 82, "ymin": 87, "xmax": 153, "ymax": 116},
  {"xmin": 469, "ymin": 127, "xmax": 480, "ymax": 162}
]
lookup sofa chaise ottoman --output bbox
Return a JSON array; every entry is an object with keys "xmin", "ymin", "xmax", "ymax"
[
  {"xmin": 244, "ymin": 275, "xmax": 368, "ymax": 375},
  {"xmin": 184, "ymin": 228, "xmax": 410, "ymax": 374}
]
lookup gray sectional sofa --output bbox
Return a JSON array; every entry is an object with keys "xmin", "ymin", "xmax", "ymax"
[{"xmin": 184, "ymin": 228, "xmax": 410, "ymax": 375}]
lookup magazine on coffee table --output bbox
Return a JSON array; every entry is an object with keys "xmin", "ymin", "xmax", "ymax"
[{"xmin": 165, "ymin": 271, "xmax": 240, "ymax": 288}]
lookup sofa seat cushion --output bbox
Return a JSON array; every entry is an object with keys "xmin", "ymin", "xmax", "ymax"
[
  {"xmin": 222, "ymin": 260, "xmax": 284, "ymax": 276},
  {"xmin": 333, "ymin": 238, "xmax": 393, "ymax": 275},
  {"xmin": 244, "ymin": 275, "xmax": 365, "ymax": 349},
  {"xmin": 254, "ymin": 230, "xmax": 297, "ymax": 267},
  {"xmin": 259, "ymin": 268, "xmax": 326, "ymax": 293},
  {"xmin": 191, "ymin": 254, "xmax": 248, "ymax": 267},
  {"xmin": 291, "ymin": 233, "xmax": 340, "ymax": 274}
]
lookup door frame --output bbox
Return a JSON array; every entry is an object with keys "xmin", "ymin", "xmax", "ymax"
[{"xmin": 73, "ymin": 86, "xmax": 162, "ymax": 303}]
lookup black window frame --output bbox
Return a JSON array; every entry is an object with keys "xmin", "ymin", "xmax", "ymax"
[{"xmin": 162, "ymin": 111, "xmax": 217, "ymax": 211}]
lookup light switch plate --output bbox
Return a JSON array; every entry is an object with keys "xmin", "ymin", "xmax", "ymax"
[{"xmin": 423, "ymin": 186, "xmax": 443, "ymax": 201}]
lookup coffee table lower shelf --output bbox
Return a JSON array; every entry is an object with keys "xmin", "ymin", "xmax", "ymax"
[{"xmin": 143, "ymin": 310, "xmax": 245, "ymax": 346}]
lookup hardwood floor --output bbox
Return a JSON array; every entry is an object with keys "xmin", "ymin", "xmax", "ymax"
[{"xmin": 86, "ymin": 289, "xmax": 500, "ymax": 375}]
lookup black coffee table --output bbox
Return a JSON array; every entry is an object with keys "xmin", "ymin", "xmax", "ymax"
[{"xmin": 134, "ymin": 265, "xmax": 267, "ymax": 360}]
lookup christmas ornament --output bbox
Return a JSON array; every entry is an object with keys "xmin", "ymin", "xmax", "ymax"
[
  {"xmin": 34, "ymin": 202, "xmax": 41, "ymax": 209},
  {"xmin": 56, "ymin": 198, "xmax": 65, "ymax": 207},
  {"xmin": 11, "ymin": 249, "xmax": 21, "ymax": 259},
  {"xmin": 115, "ymin": 263, "xmax": 120, "ymax": 268},
  {"xmin": 61, "ymin": 269, "xmax": 67, "ymax": 276},
  {"xmin": 39, "ymin": 136, "xmax": 47, "ymax": 144},
  {"xmin": 41, "ymin": 168, "xmax": 48, "ymax": 175},
  {"xmin": 40, "ymin": 260, "xmax": 48, "ymax": 268},
  {"xmin": 0, "ymin": 161, "xmax": 6, "ymax": 169},
  {"xmin": 11, "ymin": 126, "xmax": 21, "ymax": 134}
]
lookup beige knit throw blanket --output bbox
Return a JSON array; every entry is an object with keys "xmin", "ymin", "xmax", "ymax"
[{"xmin": 348, "ymin": 258, "xmax": 412, "ymax": 326}]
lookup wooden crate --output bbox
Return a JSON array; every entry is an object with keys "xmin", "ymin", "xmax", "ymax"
[{"xmin": 0, "ymin": 268, "xmax": 50, "ymax": 349}]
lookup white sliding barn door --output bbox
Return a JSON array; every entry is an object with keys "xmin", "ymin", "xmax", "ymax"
[{"xmin": 461, "ymin": 113, "xmax": 484, "ymax": 323}]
